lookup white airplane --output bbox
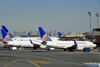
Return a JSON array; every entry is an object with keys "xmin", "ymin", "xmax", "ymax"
[
  {"xmin": 1, "ymin": 29, "xmax": 55, "ymax": 50},
  {"xmin": 30, "ymin": 27, "xmax": 96, "ymax": 51},
  {"xmin": 2, "ymin": 25, "xmax": 60, "ymax": 41},
  {"xmin": 1, "ymin": 29, "xmax": 33, "ymax": 47}
]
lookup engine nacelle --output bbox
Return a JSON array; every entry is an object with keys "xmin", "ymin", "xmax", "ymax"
[
  {"xmin": 45, "ymin": 47, "xmax": 55, "ymax": 50},
  {"xmin": 77, "ymin": 47, "xmax": 84, "ymax": 50},
  {"xmin": 40, "ymin": 45, "xmax": 46, "ymax": 48}
]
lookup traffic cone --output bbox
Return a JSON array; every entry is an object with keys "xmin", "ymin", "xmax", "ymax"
[
  {"xmin": 45, "ymin": 49, "xmax": 47, "ymax": 51},
  {"xmin": 75, "ymin": 50, "xmax": 77, "ymax": 53}
]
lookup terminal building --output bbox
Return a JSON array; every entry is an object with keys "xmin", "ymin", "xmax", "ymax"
[
  {"xmin": 85, "ymin": 28, "xmax": 100, "ymax": 36},
  {"xmin": 84, "ymin": 28, "xmax": 100, "ymax": 47}
]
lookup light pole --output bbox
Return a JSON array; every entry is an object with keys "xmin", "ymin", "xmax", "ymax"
[
  {"xmin": 88, "ymin": 12, "xmax": 91, "ymax": 32},
  {"xmin": 95, "ymin": 13, "xmax": 99, "ymax": 28}
]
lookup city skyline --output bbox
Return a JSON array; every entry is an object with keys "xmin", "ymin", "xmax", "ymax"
[
  {"xmin": 0, "ymin": 0, "xmax": 100, "ymax": 33},
  {"xmin": 0, "ymin": 29, "xmax": 83, "ymax": 36}
]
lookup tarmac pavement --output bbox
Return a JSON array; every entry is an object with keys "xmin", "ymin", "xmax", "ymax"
[{"xmin": 0, "ymin": 46, "xmax": 100, "ymax": 67}]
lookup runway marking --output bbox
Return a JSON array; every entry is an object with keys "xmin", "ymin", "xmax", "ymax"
[
  {"xmin": 31, "ymin": 55, "xmax": 82, "ymax": 65},
  {"xmin": 29, "ymin": 61, "xmax": 40, "ymax": 67},
  {"xmin": 40, "ymin": 54, "xmax": 99, "ymax": 62},
  {"xmin": 3, "ymin": 59, "xmax": 51, "ymax": 67},
  {"xmin": 32, "ymin": 61, "xmax": 51, "ymax": 64}
]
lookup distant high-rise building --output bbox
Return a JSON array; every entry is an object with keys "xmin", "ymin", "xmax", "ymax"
[
  {"xmin": 54, "ymin": 30, "xmax": 56, "ymax": 35},
  {"xmin": 52, "ymin": 28, "xmax": 54, "ymax": 34},
  {"xmin": 37, "ymin": 31, "xmax": 39, "ymax": 34},
  {"xmin": 79, "ymin": 32, "xmax": 83, "ymax": 35},
  {"xmin": 68, "ymin": 31, "xmax": 76, "ymax": 35}
]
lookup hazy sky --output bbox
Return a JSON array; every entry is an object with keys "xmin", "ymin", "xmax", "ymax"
[{"xmin": 0, "ymin": 0, "xmax": 100, "ymax": 33}]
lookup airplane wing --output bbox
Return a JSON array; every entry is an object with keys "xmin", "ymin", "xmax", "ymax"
[
  {"xmin": 67, "ymin": 40, "xmax": 77, "ymax": 49},
  {"xmin": 30, "ymin": 40, "xmax": 42, "ymax": 46}
]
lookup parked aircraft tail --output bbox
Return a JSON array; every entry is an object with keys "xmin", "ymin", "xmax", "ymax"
[
  {"xmin": 58, "ymin": 32, "xmax": 62, "ymax": 37},
  {"xmin": 49, "ymin": 33, "xmax": 51, "ymax": 37},
  {"xmin": 27, "ymin": 32, "xmax": 31, "ymax": 37},
  {"xmin": 1, "ymin": 29, "xmax": 12, "ymax": 41},
  {"xmin": 2, "ymin": 25, "xmax": 14, "ymax": 38},
  {"xmin": 38, "ymin": 27, "xmax": 52, "ymax": 41}
]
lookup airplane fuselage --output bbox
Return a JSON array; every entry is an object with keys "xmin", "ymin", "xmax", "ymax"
[
  {"xmin": 12, "ymin": 37, "xmax": 60, "ymax": 41},
  {"xmin": 7, "ymin": 41, "xmax": 33, "ymax": 47},
  {"xmin": 45, "ymin": 41, "xmax": 96, "ymax": 50}
]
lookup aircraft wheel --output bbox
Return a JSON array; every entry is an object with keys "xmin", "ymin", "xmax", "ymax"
[
  {"xmin": 97, "ymin": 47, "xmax": 100, "ymax": 52},
  {"xmin": 68, "ymin": 48, "xmax": 73, "ymax": 52},
  {"xmin": 64, "ymin": 49, "xmax": 67, "ymax": 51},
  {"xmin": 83, "ymin": 51, "xmax": 86, "ymax": 52}
]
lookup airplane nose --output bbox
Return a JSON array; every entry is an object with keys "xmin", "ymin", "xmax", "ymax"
[{"xmin": 93, "ymin": 44, "xmax": 97, "ymax": 47}]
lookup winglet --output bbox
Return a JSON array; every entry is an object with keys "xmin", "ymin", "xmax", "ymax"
[
  {"xmin": 74, "ymin": 39, "xmax": 77, "ymax": 45},
  {"xmin": 30, "ymin": 39, "xmax": 33, "ymax": 44},
  {"xmin": 38, "ymin": 27, "xmax": 52, "ymax": 41}
]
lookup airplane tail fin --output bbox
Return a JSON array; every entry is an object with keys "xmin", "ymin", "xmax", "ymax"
[
  {"xmin": 38, "ymin": 27, "xmax": 52, "ymax": 41},
  {"xmin": 27, "ymin": 32, "xmax": 31, "ymax": 37},
  {"xmin": 2, "ymin": 25, "xmax": 14, "ymax": 38},
  {"xmin": 1, "ymin": 29, "xmax": 12, "ymax": 41},
  {"xmin": 49, "ymin": 33, "xmax": 51, "ymax": 37},
  {"xmin": 58, "ymin": 32, "xmax": 62, "ymax": 37}
]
